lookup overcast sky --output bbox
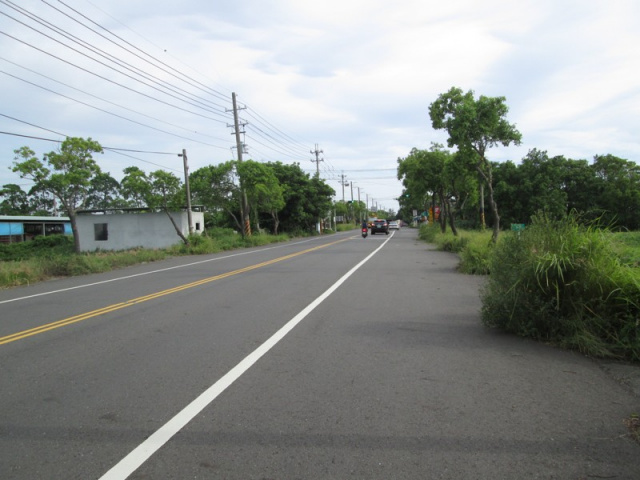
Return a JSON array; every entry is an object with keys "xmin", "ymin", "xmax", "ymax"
[{"xmin": 1, "ymin": 0, "xmax": 639, "ymax": 213}]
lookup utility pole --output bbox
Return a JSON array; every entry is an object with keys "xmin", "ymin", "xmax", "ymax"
[
  {"xmin": 310, "ymin": 144, "xmax": 324, "ymax": 176},
  {"xmin": 340, "ymin": 172, "xmax": 348, "ymax": 203},
  {"xmin": 310, "ymin": 144, "xmax": 324, "ymax": 233},
  {"xmin": 349, "ymin": 180, "xmax": 356, "ymax": 224},
  {"xmin": 230, "ymin": 92, "xmax": 251, "ymax": 237},
  {"xmin": 179, "ymin": 149, "xmax": 193, "ymax": 234}
]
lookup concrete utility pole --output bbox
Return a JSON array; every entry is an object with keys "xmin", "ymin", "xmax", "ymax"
[
  {"xmin": 230, "ymin": 92, "xmax": 251, "ymax": 237},
  {"xmin": 179, "ymin": 149, "xmax": 193, "ymax": 234},
  {"xmin": 310, "ymin": 144, "xmax": 324, "ymax": 176},
  {"xmin": 340, "ymin": 172, "xmax": 348, "ymax": 203}
]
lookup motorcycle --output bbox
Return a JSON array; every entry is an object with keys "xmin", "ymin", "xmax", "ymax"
[{"xmin": 361, "ymin": 227, "xmax": 368, "ymax": 238}]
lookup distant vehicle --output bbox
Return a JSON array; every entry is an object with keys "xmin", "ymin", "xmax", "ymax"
[
  {"xmin": 388, "ymin": 220, "xmax": 399, "ymax": 230},
  {"xmin": 371, "ymin": 219, "xmax": 389, "ymax": 235}
]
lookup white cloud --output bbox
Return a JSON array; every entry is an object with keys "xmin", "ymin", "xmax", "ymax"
[{"xmin": 1, "ymin": 0, "xmax": 639, "ymax": 211}]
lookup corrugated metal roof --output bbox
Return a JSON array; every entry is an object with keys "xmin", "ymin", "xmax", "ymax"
[{"xmin": 0, "ymin": 215, "xmax": 70, "ymax": 222}]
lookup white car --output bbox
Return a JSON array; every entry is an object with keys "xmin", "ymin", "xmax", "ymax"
[{"xmin": 388, "ymin": 221, "xmax": 399, "ymax": 230}]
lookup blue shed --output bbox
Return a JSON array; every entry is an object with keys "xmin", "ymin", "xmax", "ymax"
[{"xmin": 0, "ymin": 215, "xmax": 71, "ymax": 244}]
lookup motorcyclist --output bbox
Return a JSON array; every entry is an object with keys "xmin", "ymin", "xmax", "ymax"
[{"xmin": 361, "ymin": 219, "xmax": 368, "ymax": 230}]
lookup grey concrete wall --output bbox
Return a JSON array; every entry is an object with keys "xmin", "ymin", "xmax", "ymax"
[{"xmin": 76, "ymin": 211, "xmax": 204, "ymax": 251}]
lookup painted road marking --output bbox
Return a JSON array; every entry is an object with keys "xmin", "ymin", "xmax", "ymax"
[
  {"xmin": 0, "ymin": 237, "xmax": 351, "ymax": 346},
  {"xmin": 99, "ymin": 232, "xmax": 392, "ymax": 479},
  {"xmin": 0, "ymin": 235, "xmax": 336, "ymax": 306}
]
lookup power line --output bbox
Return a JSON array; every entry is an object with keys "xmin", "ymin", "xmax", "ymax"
[
  {"xmin": 0, "ymin": 69, "xmax": 230, "ymax": 149},
  {"xmin": 0, "ymin": 56, "xmax": 228, "ymax": 143},
  {"xmin": 2, "ymin": 0, "xmax": 230, "ymax": 116},
  {"xmin": 61, "ymin": 0, "xmax": 232, "ymax": 103}
]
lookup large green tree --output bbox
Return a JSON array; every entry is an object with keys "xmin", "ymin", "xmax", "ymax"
[
  {"xmin": 429, "ymin": 87, "xmax": 522, "ymax": 242},
  {"xmin": 12, "ymin": 137, "xmax": 103, "ymax": 252},
  {"xmin": 120, "ymin": 166, "xmax": 150, "ymax": 208},
  {"xmin": 237, "ymin": 160, "xmax": 285, "ymax": 234},
  {"xmin": 0, "ymin": 184, "xmax": 30, "ymax": 215},
  {"xmin": 190, "ymin": 161, "xmax": 243, "ymax": 232},
  {"xmin": 267, "ymin": 162, "xmax": 334, "ymax": 233},
  {"xmin": 147, "ymin": 170, "xmax": 189, "ymax": 245},
  {"xmin": 397, "ymin": 144, "xmax": 476, "ymax": 234},
  {"xmin": 85, "ymin": 172, "xmax": 122, "ymax": 210},
  {"xmin": 590, "ymin": 154, "xmax": 640, "ymax": 230}
]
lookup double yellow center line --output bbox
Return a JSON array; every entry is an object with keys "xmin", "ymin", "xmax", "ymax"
[{"xmin": 0, "ymin": 237, "xmax": 351, "ymax": 346}]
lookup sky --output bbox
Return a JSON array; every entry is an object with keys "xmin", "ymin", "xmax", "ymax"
[{"xmin": 1, "ymin": 0, "xmax": 639, "ymax": 214}]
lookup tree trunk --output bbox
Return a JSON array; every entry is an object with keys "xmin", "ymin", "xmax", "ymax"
[
  {"xmin": 446, "ymin": 197, "xmax": 458, "ymax": 236},
  {"xmin": 224, "ymin": 207, "xmax": 243, "ymax": 233},
  {"xmin": 163, "ymin": 208, "xmax": 189, "ymax": 246},
  {"xmin": 486, "ymin": 176, "xmax": 500, "ymax": 243},
  {"xmin": 438, "ymin": 190, "xmax": 447, "ymax": 233},
  {"xmin": 69, "ymin": 212, "xmax": 81, "ymax": 253},
  {"xmin": 475, "ymin": 156, "xmax": 500, "ymax": 243}
]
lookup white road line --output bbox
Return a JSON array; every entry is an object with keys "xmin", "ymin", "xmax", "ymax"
[
  {"xmin": 98, "ymin": 234, "xmax": 392, "ymax": 480},
  {"xmin": 0, "ymin": 236, "xmax": 329, "ymax": 305}
]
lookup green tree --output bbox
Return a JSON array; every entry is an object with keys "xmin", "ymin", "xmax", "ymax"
[
  {"xmin": 236, "ymin": 160, "xmax": 285, "ymax": 234},
  {"xmin": 147, "ymin": 170, "xmax": 189, "ymax": 245},
  {"xmin": 591, "ymin": 154, "xmax": 640, "ymax": 230},
  {"xmin": 12, "ymin": 137, "xmax": 103, "ymax": 253},
  {"xmin": 120, "ymin": 166, "xmax": 150, "ymax": 208},
  {"xmin": 85, "ymin": 172, "xmax": 122, "ymax": 210},
  {"xmin": 0, "ymin": 184, "xmax": 30, "ymax": 215},
  {"xmin": 267, "ymin": 162, "xmax": 334, "ymax": 233},
  {"xmin": 397, "ymin": 147, "xmax": 441, "ymax": 222},
  {"xmin": 190, "ymin": 161, "xmax": 243, "ymax": 232},
  {"xmin": 492, "ymin": 160, "xmax": 524, "ymax": 225},
  {"xmin": 397, "ymin": 144, "xmax": 476, "ymax": 234},
  {"xmin": 562, "ymin": 158, "xmax": 598, "ymax": 217},
  {"xmin": 429, "ymin": 87, "xmax": 522, "ymax": 242}
]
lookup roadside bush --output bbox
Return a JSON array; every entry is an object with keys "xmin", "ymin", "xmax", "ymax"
[
  {"xmin": 418, "ymin": 223, "xmax": 440, "ymax": 243},
  {"xmin": 459, "ymin": 241, "xmax": 492, "ymax": 275},
  {"xmin": 0, "ymin": 234, "xmax": 74, "ymax": 261},
  {"xmin": 419, "ymin": 223, "xmax": 492, "ymax": 274},
  {"xmin": 481, "ymin": 212, "xmax": 640, "ymax": 361},
  {"xmin": 336, "ymin": 223, "xmax": 357, "ymax": 232}
]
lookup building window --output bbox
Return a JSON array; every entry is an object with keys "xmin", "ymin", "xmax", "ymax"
[
  {"xmin": 195, "ymin": 222, "xmax": 201, "ymax": 231},
  {"xmin": 94, "ymin": 223, "xmax": 108, "ymax": 241}
]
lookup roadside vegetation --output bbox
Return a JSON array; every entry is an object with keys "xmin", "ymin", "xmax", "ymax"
[
  {"xmin": 0, "ymin": 229, "xmax": 294, "ymax": 289},
  {"xmin": 418, "ymin": 214, "xmax": 640, "ymax": 363}
]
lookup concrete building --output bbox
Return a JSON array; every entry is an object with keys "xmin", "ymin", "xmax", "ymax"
[{"xmin": 75, "ymin": 209, "xmax": 204, "ymax": 252}]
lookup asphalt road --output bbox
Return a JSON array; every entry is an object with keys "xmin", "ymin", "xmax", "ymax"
[{"xmin": 1, "ymin": 228, "xmax": 638, "ymax": 479}]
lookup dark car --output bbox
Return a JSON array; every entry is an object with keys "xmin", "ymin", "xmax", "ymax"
[{"xmin": 371, "ymin": 219, "xmax": 389, "ymax": 235}]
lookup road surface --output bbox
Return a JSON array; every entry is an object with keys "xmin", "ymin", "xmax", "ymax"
[{"xmin": 1, "ymin": 228, "xmax": 638, "ymax": 479}]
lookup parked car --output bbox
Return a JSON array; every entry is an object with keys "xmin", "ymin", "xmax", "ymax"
[
  {"xmin": 371, "ymin": 219, "xmax": 389, "ymax": 234},
  {"xmin": 388, "ymin": 220, "xmax": 399, "ymax": 230}
]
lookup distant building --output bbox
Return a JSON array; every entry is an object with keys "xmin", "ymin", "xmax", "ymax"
[
  {"xmin": 0, "ymin": 215, "xmax": 71, "ymax": 244},
  {"xmin": 75, "ymin": 208, "xmax": 204, "ymax": 252}
]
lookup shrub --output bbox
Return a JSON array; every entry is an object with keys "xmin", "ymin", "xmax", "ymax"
[
  {"xmin": 481, "ymin": 212, "xmax": 639, "ymax": 361},
  {"xmin": 459, "ymin": 241, "xmax": 492, "ymax": 275},
  {"xmin": 0, "ymin": 234, "xmax": 74, "ymax": 261}
]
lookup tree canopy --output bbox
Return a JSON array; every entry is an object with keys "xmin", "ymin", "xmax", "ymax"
[
  {"xmin": 429, "ymin": 87, "xmax": 522, "ymax": 242},
  {"xmin": 12, "ymin": 137, "xmax": 103, "ymax": 252}
]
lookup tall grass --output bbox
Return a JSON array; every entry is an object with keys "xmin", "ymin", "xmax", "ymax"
[
  {"xmin": 418, "ymin": 223, "xmax": 493, "ymax": 274},
  {"xmin": 480, "ymin": 213, "xmax": 639, "ymax": 361}
]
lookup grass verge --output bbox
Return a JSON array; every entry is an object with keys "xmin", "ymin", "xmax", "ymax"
[
  {"xmin": 0, "ymin": 229, "xmax": 294, "ymax": 289},
  {"xmin": 418, "ymin": 215, "xmax": 640, "ymax": 363}
]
